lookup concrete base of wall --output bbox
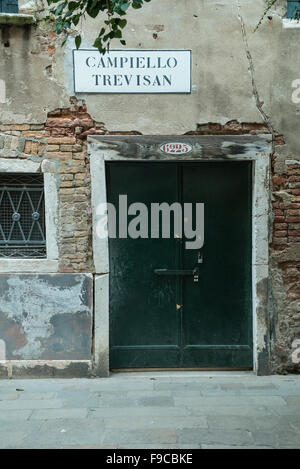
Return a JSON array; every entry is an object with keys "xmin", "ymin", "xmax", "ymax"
[{"xmin": 0, "ymin": 360, "xmax": 93, "ymax": 378}]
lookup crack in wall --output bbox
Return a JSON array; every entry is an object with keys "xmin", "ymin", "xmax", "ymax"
[{"xmin": 236, "ymin": 0, "xmax": 276, "ymax": 154}]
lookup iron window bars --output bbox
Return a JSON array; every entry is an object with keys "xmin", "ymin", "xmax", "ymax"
[{"xmin": 0, "ymin": 173, "xmax": 46, "ymax": 258}]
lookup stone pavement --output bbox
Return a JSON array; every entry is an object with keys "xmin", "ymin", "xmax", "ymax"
[{"xmin": 0, "ymin": 371, "xmax": 300, "ymax": 449}]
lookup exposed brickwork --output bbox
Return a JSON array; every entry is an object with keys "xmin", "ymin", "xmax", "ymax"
[
  {"xmin": 187, "ymin": 120, "xmax": 286, "ymax": 146},
  {"xmin": 271, "ymin": 158, "xmax": 300, "ymax": 373},
  {"xmin": 0, "ymin": 100, "xmax": 142, "ymax": 273},
  {"xmin": 272, "ymin": 162, "xmax": 300, "ymax": 247},
  {"xmin": 186, "ymin": 120, "xmax": 270, "ymax": 136}
]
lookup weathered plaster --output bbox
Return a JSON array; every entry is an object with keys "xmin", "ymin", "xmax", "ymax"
[
  {"xmin": 0, "ymin": 157, "xmax": 40, "ymax": 172},
  {"xmin": 44, "ymin": 172, "xmax": 59, "ymax": 261},
  {"xmin": 94, "ymin": 274, "xmax": 109, "ymax": 377},
  {"xmin": 0, "ymin": 19, "xmax": 69, "ymax": 123},
  {"xmin": 0, "ymin": 273, "xmax": 93, "ymax": 360}
]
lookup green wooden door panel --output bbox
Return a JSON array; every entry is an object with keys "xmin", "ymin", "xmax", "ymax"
[
  {"xmin": 107, "ymin": 161, "xmax": 252, "ymax": 369},
  {"xmin": 107, "ymin": 163, "xmax": 181, "ymax": 367},
  {"xmin": 181, "ymin": 162, "xmax": 252, "ymax": 367}
]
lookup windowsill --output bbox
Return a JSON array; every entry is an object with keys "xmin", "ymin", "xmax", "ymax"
[
  {"xmin": 282, "ymin": 18, "xmax": 300, "ymax": 28},
  {"xmin": 0, "ymin": 259, "xmax": 59, "ymax": 273},
  {"xmin": 0, "ymin": 13, "xmax": 35, "ymax": 25}
]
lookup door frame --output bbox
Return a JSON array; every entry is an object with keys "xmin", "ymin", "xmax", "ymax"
[{"xmin": 89, "ymin": 135, "xmax": 272, "ymax": 377}]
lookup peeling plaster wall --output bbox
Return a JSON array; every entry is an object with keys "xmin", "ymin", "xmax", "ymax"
[
  {"xmin": 0, "ymin": 274, "xmax": 93, "ymax": 360},
  {"xmin": 0, "ymin": 14, "xmax": 69, "ymax": 123}
]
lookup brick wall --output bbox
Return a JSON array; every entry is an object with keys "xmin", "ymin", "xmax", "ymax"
[
  {"xmin": 0, "ymin": 102, "xmax": 96, "ymax": 272},
  {"xmin": 271, "ymin": 158, "xmax": 300, "ymax": 373},
  {"xmin": 0, "ymin": 100, "xmax": 141, "ymax": 273}
]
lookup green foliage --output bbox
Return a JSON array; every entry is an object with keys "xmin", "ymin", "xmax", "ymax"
[
  {"xmin": 46, "ymin": 0, "xmax": 299, "ymax": 52},
  {"xmin": 46, "ymin": 0, "xmax": 152, "ymax": 54}
]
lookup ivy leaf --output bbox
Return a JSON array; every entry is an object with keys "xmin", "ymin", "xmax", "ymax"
[
  {"xmin": 86, "ymin": 1, "xmax": 102, "ymax": 18},
  {"xmin": 55, "ymin": 1, "xmax": 67, "ymax": 16},
  {"xmin": 72, "ymin": 14, "xmax": 80, "ymax": 25},
  {"xmin": 61, "ymin": 33, "xmax": 69, "ymax": 46},
  {"xmin": 48, "ymin": 0, "xmax": 152, "ymax": 55},
  {"xmin": 94, "ymin": 37, "xmax": 103, "ymax": 49},
  {"xmin": 75, "ymin": 35, "xmax": 82, "ymax": 49},
  {"xmin": 68, "ymin": 1, "xmax": 79, "ymax": 11},
  {"xmin": 119, "ymin": 19, "xmax": 127, "ymax": 29},
  {"xmin": 114, "ymin": 29, "xmax": 122, "ymax": 38}
]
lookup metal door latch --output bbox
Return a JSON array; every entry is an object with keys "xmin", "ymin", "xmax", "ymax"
[
  {"xmin": 193, "ymin": 267, "xmax": 199, "ymax": 283},
  {"xmin": 154, "ymin": 267, "xmax": 200, "ymax": 283}
]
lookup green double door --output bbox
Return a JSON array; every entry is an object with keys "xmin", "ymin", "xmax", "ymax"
[{"xmin": 107, "ymin": 161, "xmax": 252, "ymax": 369}]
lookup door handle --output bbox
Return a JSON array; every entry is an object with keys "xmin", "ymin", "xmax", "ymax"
[{"xmin": 154, "ymin": 267, "xmax": 199, "ymax": 282}]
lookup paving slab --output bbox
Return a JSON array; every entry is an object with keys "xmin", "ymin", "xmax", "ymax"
[
  {"xmin": 176, "ymin": 428, "xmax": 254, "ymax": 446},
  {"xmin": 30, "ymin": 408, "xmax": 88, "ymax": 420},
  {"xmin": 20, "ymin": 419, "xmax": 106, "ymax": 448},
  {"xmin": 104, "ymin": 415, "xmax": 208, "ymax": 430},
  {"xmin": 103, "ymin": 428, "xmax": 177, "ymax": 445}
]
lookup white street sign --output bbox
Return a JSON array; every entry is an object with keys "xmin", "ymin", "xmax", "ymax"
[{"xmin": 73, "ymin": 49, "xmax": 192, "ymax": 94}]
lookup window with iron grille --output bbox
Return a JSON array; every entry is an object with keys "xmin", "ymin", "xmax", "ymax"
[
  {"xmin": 0, "ymin": 173, "xmax": 46, "ymax": 259},
  {"xmin": 0, "ymin": 0, "xmax": 18, "ymax": 13}
]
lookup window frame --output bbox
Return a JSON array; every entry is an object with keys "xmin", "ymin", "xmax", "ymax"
[
  {"xmin": 0, "ymin": 173, "xmax": 46, "ymax": 259},
  {"xmin": 0, "ymin": 159, "xmax": 59, "ymax": 273}
]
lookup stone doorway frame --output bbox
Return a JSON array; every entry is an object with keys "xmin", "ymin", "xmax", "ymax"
[{"xmin": 88, "ymin": 135, "xmax": 272, "ymax": 377}]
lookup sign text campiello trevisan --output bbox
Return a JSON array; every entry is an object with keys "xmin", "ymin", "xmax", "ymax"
[{"xmin": 73, "ymin": 50, "xmax": 191, "ymax": 93}]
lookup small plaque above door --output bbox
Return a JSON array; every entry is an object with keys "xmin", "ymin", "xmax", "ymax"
[{"xmin": 160, "ymin": 142, "xmax": 193, "ymax": 155}]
